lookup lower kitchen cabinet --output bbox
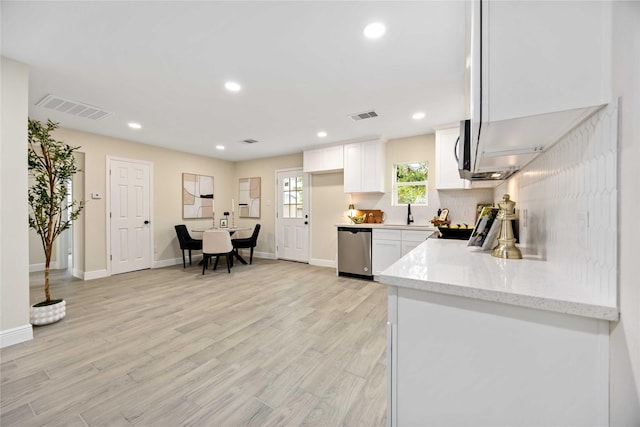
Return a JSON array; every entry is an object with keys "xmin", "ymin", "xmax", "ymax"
[
  {"xmin": 372, "ymin": 229, "xmax": 433, "ymax": 276},
  {"xmin": 386, "ymin": 286, "xmax": 609, "ymax": 426},
  {"xmin": 372, "ymin": 230, "xmax": 402, "ymax": 276}
]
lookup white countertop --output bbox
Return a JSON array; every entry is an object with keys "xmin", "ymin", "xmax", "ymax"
[
  {"xmin": 377, "ymin": 239, "xmax": 619, "ymax": 321},
  {"xmin": 335, "ymin": 223, "xmax": 437, "ymax": 231}
]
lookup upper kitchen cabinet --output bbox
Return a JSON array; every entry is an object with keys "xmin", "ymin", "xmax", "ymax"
[
  {"xmin": 468, "ymin": 0, "xmax": 611, "ymax": 173},
  {"xmin": 303, "ymin": 145, "xmax": 344, "ymax": 174},
  {"xmin": 344, "ymin": 139, "xmax": 386, "ymax": 193},
  {"xmin": 436, "ymin": 127, "xmax": 466, "ymax": 189}
]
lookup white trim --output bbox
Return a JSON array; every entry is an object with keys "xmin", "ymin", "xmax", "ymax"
[
  {"xmin": 309, "ymin": 258, "xmax": 335, "ymax": 268},
  {"xmin": 83, "ymin": 269, "xmax": 109, "ymax": 280},
  {"xmin": 106, "ymin": 156, "xmax": 154, "ymax": 277},
  {"xmin": 0, "ymin": 324, "xmax": 33, "ymax": 348},
  {"xmin": 242, "ymin": 250, "xmax": 276, "ymax": 260},
  {"xmin": 29, "ymin": 263, "xmax": 45, "ymax": 272},
  {"xmin": 29, "ymin": 260, "xmax": 63, "ymax": 272},
  {"xmin": 152, "ymin": 254, "xmax": 204, "ymax": 269},
  {"xmin": 72, "ymin": 268, "xmax": 83, "ymax": 279}
]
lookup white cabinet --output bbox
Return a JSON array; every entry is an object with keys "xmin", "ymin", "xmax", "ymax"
[
  {"xmin": 372, "ymin": 228, "xmax": 433, "ymax": 275},
  {"xmin": 401, "ymin": 230, "xmax": 433, "ymax": 256},
  {"xmin": 468, "ymin": 1, "xmax": 611, "ymax": 173},
  {"xmin": 388, "ymin": 286, "xmax": 609, "ymax": 426},
  {"xmin": 372, "ymin": 229, "xmax": 402, "ymax": 276},
  {"xmin": 303, "ymin": 145, "xmax": 343, "ymax": 173},
  {"xmin": 435, "ymin": 127, "xmax": 466, "ymax": 189},
  {"xmin": 343, "ymin": 139, "xmax": 385, "ymax": 193}
]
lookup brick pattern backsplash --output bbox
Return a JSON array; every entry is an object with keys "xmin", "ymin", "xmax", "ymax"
[{"xmin": 495, "ymin": 102, "xmax": 618, "ymax": 301}]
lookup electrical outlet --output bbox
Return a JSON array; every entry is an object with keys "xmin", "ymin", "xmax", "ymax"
[{"xmin": 91, "ymin": 192, "xmax": 102, "ymax": 199}]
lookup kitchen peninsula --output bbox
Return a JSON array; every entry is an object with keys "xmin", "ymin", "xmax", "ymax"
[{"xmin": 378, "ymin": 238, "xmax": 618, "ymax": 426}]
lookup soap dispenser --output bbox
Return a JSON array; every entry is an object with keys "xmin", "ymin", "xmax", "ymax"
[{"xmin": 491, "ymin": 194, "xmax": 522, "ymax": 259}]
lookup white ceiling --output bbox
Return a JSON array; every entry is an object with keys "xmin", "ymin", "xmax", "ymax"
[{"xmin": 1, "ymin": 1, "xmax": 467, "ymax": 162}]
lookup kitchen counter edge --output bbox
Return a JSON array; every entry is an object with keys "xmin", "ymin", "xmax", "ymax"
[
  {"xmin": 335, "ymin": 223, "xmax": 437, "ymax": 231},
  {"xmin": 376, "ymin": 239, "xmax": 619, "ymax": 321}
]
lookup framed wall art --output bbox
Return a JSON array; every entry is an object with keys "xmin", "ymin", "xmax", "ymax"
[
  {"xmin": 182, "ymin": 173, "xmax": 214, "ymax": 219},
  {"xmin": 238, "ymin": 177, "xmax": 261, "ymax": 218}
]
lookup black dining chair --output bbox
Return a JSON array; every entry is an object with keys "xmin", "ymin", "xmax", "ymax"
[
  {"xmin": 231, "ymin": 224, "xmax": 261, "ymax": 264},
  {"xmin": 174, "ymin": 224, "xmax": 203, "ymax": 268}
]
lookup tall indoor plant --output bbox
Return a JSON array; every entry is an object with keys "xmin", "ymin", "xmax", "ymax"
[{"xmin": 28, "ymin": 118, "xmax": 84, "ymax": 325}]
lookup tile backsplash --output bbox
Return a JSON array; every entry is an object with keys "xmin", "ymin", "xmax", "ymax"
[
  {"xmin": 350, "ymin": 188, "xmax": 494, "ymax": 226},
  {"xmin": 495, "ymin": 101, "xmax": 618, "ymax": 303}
]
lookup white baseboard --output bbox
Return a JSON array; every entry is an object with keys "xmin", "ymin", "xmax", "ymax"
[
  {"xmin": 29, "ymin": 261, "xmax": 63, "ymax": 272},
  {"xmin": 29, "ymin": 263, "xmax": 45, "ymax": 272},
  {"xmin": 72, "ymin": 268, "xmax": 83, "ymax": 279},
  {"xmin": 83, "ymin": 269, "xmax": 108, "ymax": 280},
  {"xmin": 240, "ymin": 250, "xmax": 275, "ymax": 260},
  {"xmin": 309, "ymin": 258, "xmax": 336, "ymax": 268},
  {"xmin": 0, "ymin": 324, "xmax": 33, "ymax": 348},
  {"xmin": 153, "ymin": 253, "xmax": 204, "ymax": 269}
]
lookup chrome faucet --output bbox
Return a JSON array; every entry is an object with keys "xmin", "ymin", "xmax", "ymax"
[{"xmin": 407, "ymin": 203, "xmax": 414, "ymax": 225}]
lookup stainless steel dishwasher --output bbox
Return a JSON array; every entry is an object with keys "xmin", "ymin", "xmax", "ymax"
[{"xmin": 337, "ymin": 227, "xmax": 373, "ymax": 279}]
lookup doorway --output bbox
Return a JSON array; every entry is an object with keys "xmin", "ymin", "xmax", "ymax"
[
  {"xmin": 108, "ymin": 157, "xmax": 153, "ymax": 275},
  {"xmin": 276, "ymin": 169, "xmax": 310, "ymax": 262}
]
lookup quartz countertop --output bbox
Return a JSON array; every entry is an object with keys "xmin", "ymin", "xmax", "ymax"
[
  {"xmin": 335, "ymin": 223, "xmax": 437, "ymax": 231},
  {"xmin": 377, "ymin": 239, "xmax": 619, "ymax": 321}
]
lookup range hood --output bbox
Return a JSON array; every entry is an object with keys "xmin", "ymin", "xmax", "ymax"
[
  {"xmin": 457, "ymin": 119, "xmax": 518, "ymax": 181},
  {"xmin": 457, "ymin": 106, "xmax": 602, "ymax": 181}
]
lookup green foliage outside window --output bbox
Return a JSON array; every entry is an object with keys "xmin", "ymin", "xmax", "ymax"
[{"xmin": 394, "ymin": 162, "xmax": 428, "ymax": 205}]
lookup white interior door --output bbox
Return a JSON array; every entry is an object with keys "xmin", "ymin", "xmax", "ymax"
[
  {"xmin": 276, "ymin": 169, "xmax": 309, "ymax": 262},
  {"xmin": 109, "ymin": 158, "xmax": 152, "ymax": 274}
]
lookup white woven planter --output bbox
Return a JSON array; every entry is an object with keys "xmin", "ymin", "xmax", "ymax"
[{"xmin": 30, "ymin": 299, "xmax": 66, "ymax": 325}]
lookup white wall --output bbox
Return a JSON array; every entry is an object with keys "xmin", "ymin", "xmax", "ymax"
[
  {"xmin": 0, "ymin": 57, "xmax": 33, "ymax": 347},
  {"xmin": 610, "ymin": 1, "xmax": 640, "ymax": 424}
]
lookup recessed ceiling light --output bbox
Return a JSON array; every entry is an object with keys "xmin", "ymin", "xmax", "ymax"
[
  {"xmin": 412, "ymin": 112, "xmax": 426, "ymax": 120},
  {"xmin": 128, "ymin": 122, "xmax": 142, "ymax": 129},
  {"xmin": 216, "ymin": 145, "xmax": 225, "ymax": 150},
  {"xmin": 364, "ymin": 22, "xmax": 386, "ymax": 39},
  {"xmin": 317, "ymin": 131, "xmax": 327, "ymax": 138},
  {"xmin": 224, "ymin": 81, "xmax": 241, "ymax": 92}
]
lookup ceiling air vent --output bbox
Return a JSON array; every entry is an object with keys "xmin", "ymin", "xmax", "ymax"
[
  {"xmin": 35, "ymin": 94, "xmax": 112, "ymax": 120},
  {"xmin": 241, "ymin": 139, "xmax": 259, "ymax": 144},
  {"xmin": 349, "ymin": 110, "xmax": 379, "ymax": 121}
]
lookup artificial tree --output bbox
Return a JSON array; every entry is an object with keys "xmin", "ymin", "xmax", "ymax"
[{"xmin": 28, "ymin": 118, "xmax": 84, "ymax": 306}]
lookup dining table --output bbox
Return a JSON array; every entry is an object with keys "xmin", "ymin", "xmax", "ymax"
[{"xmin": 191, "ymin": 227, "xmax": 252, "ymax": 265}]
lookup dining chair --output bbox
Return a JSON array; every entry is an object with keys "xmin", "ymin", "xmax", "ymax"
[
  {"xmin": 202, "ymin": 229, "xmax": 234, "ymax": 274},
  {"xmin": 174, "ymin": 224, "xmax": 203, "ymax": 268},
  {"xmin": 232, "ymin": 223, "xmax": 261, "ymax": 264}
]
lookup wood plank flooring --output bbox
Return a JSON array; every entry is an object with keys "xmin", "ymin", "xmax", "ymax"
[{"xmin": 1, "ymin": 259, "xmax": 388, "ymax": 426}]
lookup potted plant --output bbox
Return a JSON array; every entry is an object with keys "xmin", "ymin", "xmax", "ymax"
[{"xmin": 27, "ymin": 118, "xmax": 84, "ymax": 325}]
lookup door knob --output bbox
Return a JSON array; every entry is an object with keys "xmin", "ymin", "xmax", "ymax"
[
  {"xmin": 144, "ymin": 220, "xmax": 150, "ymax": 224},
  {"xmin": 304, "ymin": 221, "xmax": 308, "ymax": 225}
]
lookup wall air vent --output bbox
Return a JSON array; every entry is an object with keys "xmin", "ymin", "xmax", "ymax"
[
  {"xmin": 35, "ymin": 94, "xmax": 112, "ymax": 120},
  {"xmin": 349, "ymin": 110, "xmax": 379, "ymax": 121},
  {"xmin": 240, "ymin": 139, "xmax": 259, "ymax": 144}
]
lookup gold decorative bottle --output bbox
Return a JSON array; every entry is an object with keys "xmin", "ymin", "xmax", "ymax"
[{"xmin": 491, "ymin": 194, "xmax": 522, "ymax": 259}]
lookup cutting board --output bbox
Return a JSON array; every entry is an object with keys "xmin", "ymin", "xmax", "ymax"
[{"xmin": 356, "ymin": 209, "xmax": 384, "ymax": 224}]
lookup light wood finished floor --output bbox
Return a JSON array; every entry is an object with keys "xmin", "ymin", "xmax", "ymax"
[{"xmin": 1, "ymin": 259, "xmax": 388, "ymax": 426}]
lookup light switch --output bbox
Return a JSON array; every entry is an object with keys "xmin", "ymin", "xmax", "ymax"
[{"xmin": 91, "ymin": 192, "xmax": 102, "ymax": 199}]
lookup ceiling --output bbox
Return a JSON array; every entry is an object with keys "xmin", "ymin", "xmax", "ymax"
[{"xmin": 1, "ymin": 1, "xmax": 467, "ymax": 162}]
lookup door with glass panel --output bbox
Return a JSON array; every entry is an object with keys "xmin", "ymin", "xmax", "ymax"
[{"xmin": 276, "ymin": 169, "xmax": 309, "ymax": 262}]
